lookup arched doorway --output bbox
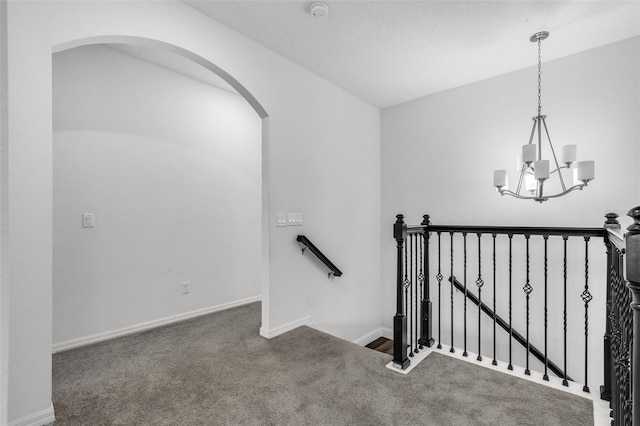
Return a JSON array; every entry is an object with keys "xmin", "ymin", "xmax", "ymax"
[{"xmin": 51, "ymin": 40, "xmax": 269, "ymax": 351}]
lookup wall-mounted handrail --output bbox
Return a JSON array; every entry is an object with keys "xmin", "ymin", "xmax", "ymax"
[{"xmin": 296, "ymin": 235, "xmax": 343, "ymax": 278}]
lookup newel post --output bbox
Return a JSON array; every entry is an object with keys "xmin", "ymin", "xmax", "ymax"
[
  {"xmin": 602, "ymin": 212, "xmax": 620, "ymax": 401},
  {"xmin": 393, "ymin": 214, "xmax": 410, "ymax": 369},
  {"xmin": 419, "ymin": 215, "xmax": 435, "ymax": 349},
  {"xmin": 626, "ymin": 206, "xmax": 640, "ymax": 425}
]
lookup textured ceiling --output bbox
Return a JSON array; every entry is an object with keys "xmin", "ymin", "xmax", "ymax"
[{"xmin": 185, "ymin": 1, "xmax": 640, "ymax": 108}]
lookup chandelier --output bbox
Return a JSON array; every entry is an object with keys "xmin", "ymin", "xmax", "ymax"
[{"xmin": 493, "ymin": 31, "xmax": 594, "ymax": 203}]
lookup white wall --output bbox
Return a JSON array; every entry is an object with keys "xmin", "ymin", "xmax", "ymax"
[
  {"xmin": 0, "ymin": 0, "xmax": 9, "ymax": 423},
  {"xmin": 52, "ymin": 45, "xmax": 261, "ymax": 348},
  {"xmin": 381, "ymin": 37, "xmax": 640, "ymax": 384},
  {"xmin": 5, "ymin": 1, "xmax": 381, "ymax": 422}
]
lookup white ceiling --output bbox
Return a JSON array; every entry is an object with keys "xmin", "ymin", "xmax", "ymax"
[{"xmin": 185, "ymin": 0, "xmax": 640, "ymax": 108}]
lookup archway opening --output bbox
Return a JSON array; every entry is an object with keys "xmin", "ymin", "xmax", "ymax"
[{"xmin": 51, "ymin": 38, "xmax": 269, "ymax": 351}]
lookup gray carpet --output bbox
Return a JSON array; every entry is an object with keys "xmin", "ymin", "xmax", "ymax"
[{"xmin": 53, "ymin": 302, "xmax": 593, "ymax": 425}]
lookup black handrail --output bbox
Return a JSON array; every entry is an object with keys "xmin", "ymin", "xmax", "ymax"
[
  {"xmin": 296, "ymin": 235, "xmax": 342, "ymax": 277},
  {"xmin": 407, "ymin": 224, "xmax": 605, "ymax": 238},
  {"xmin": 449, "ymin": 276, "xmax": 571, "ymax": 381}
]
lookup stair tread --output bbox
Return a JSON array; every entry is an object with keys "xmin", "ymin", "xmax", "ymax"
[{"xmin": 365, "ymin": 337, "xmax": 394, "ymax": 355}]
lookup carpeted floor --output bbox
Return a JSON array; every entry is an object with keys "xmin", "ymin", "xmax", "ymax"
[{"xmin": 52, "ymin": 302, "xmax": 592, "ymax": 425}]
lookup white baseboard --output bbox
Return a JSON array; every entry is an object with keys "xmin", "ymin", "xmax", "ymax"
[
  {"xmin": 8, "ymin": 402, "xmax": 55, "ymax": 426},
  {"xmin": 259, "ymin": 315, "xmax": 311, "ymax": 339},
  {"xmin": 380, "ymin": 327, "xmax": 393, "ymax": 340},
  {"xmin": 307, "ymin": 321, "xmax": 330, "ymax": 334},
  {"xmin": 53, "ymin": 295, "xmax": 261, "ymax": 353},
  {"xmin": 353, "ymin": 326, "xmax": 393, "ymax": 346},
  {"xmin": 353, "ymin": 327, "xmax": 383, "ymax": 346}
]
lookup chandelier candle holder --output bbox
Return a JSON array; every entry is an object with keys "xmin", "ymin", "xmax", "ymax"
[{"xmin": 493, "ymin": 31, "xmax": 594, "ymax": 203}]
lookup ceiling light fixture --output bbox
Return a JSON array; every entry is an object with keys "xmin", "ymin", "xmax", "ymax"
[
  {"xmin": 493, "ymin": 31, "xmax": 594, "ymax": 203},
  {"xmin": 309, "ymin": 2, "xmax": 329, "ymax": 18}
]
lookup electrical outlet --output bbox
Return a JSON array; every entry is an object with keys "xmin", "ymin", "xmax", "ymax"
[{"xmin": 181, "ymin": 281, "xmax": 190, "ymax": 294}]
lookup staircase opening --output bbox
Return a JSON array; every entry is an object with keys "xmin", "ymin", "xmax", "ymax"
[{"xmin": 389, "ymin": 210, "xmax": 640, "ymax": 425}]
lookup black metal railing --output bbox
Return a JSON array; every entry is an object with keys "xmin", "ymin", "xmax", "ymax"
[
  {"xmin": 393, "ymin": 207, "xmax": 640, "ymax": 425},
  {"xmin": 604, "ymin": 209, "xmax": 640, "ymax": 426},
  {"xmin": 626, "ymin": 208, "xmax": 640, "ymax": 425},
  {"xmin": 296, "ymin": 235, "xmax": 343, "ymax": 277},
  {"xmin": 448, "ymin": 275, "xmax": 569, "ymax": 379}
]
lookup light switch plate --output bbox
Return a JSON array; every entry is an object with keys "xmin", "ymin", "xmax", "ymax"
[
  {"xmin": 82, "ymin": 213, "xmax": 95, "ymax": 228},
  {"xmin": 287, "ymin": 212, "xmax": 303, "ymax": 226},
  {"xmin": 276, "ymin": 213, "xmax": 287, "ymax": 227}
]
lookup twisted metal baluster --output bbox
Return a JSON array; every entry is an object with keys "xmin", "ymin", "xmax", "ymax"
[
  {"xmin": 508, "ymin": 234, "xmax": 513, "ymax": 371},
  {"xmin": 543, "ymin": 234, "xmax": 549, "ymax": 381},
  {"xmin": 437, "ymin": 232, "xmax": 443, "ymax": 349},
  {"xmin": 415, "ymin": 234, "xmax": 419, "ymax": 353},
  {"xmin": 524, "ymin": 234, "xmax": 532, "ymax": 375},
  {"xmin": 492, "ymin": 233, "xmax": 497, "ymax": 366},
  {"xmin": 414, "ymin": 234, "xmax": 419, "ymax": 354},
  {"xmin": 450, "ymin": 232, "xmax": 455, "ymax": 353},
  {"xmin": 463, "ymin": 232, "xmax": 468, "ymax": 357},
  {"xmin": 403, "ymin": 240, "xmax": 410, "ymax": 360},
  {"xmin": 476, "ymin": 233, "xmax": 484, "ymax": 361},
  {"xmin": 582, "ymin": 236, "xmax": 592, "ymax": 393},
  {"xmin": 417, "ymin": 233, "xmax": 424, "ymax": 352},
  {"xmin": 624, "ymin": 245, "xmax": 633, "ymax": 424},
  {"xmin": 610, "ymin": 248, "xmax": 621, "ymax": 422},
  {"xmin": 562, "ymin": 235, "xmax": 569, "ymax": 386},
  {"xmin": 409, "ymin": 235, "xmax": 414, "ymax": 358},
  {"xmin": 416, "ymin": 234, "xmax": 421, "ymax": 352}
]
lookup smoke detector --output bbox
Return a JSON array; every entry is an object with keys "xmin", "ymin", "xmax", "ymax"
[{"xmin": 310, "ymin": 2, "xmax": 329, "ymax": 18}]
